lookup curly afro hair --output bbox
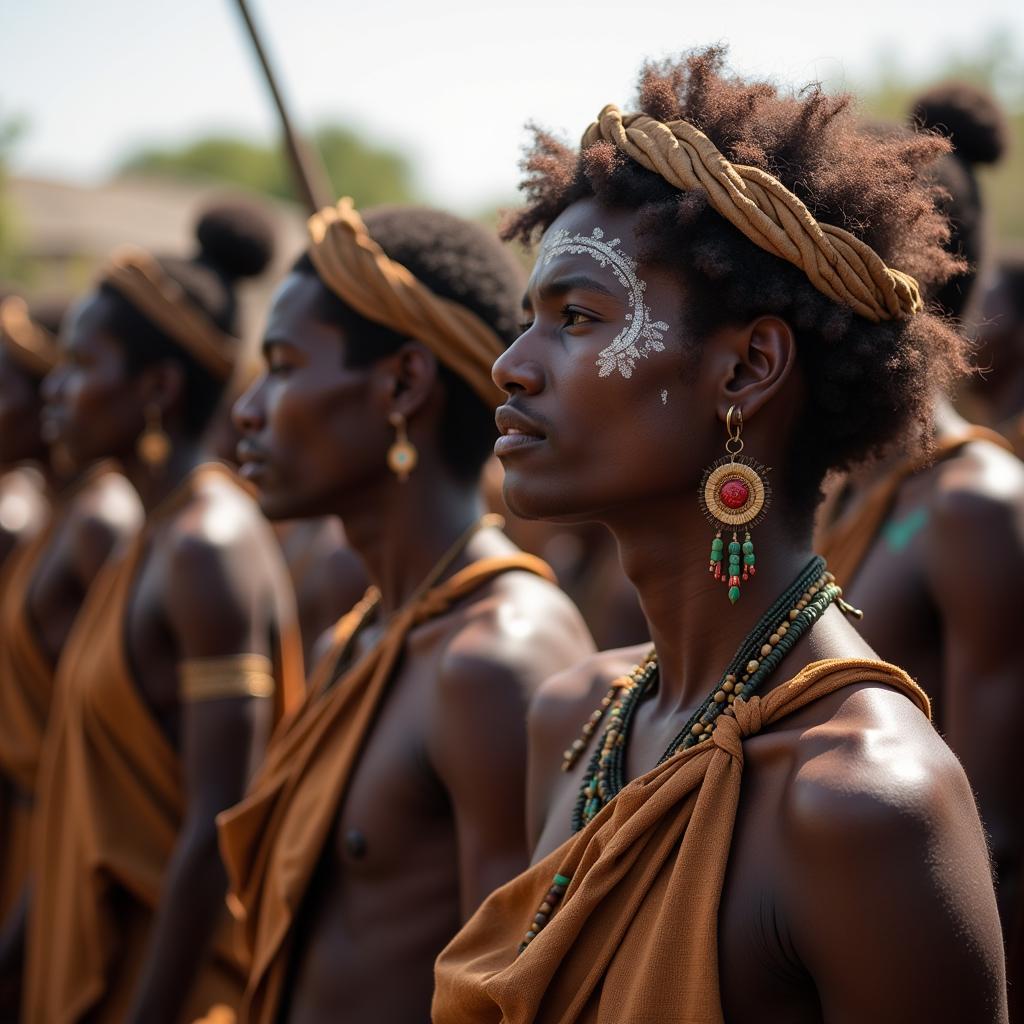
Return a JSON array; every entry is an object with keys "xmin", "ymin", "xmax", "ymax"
[
  {"xmin": 294, "ymin": 205, "xmax": 525, "ymax": 482},
  {"xmin": 100, "ymin": 201, "xmax": 276, "ymax": 436},
  {"xmin": 502, "ymin": 46, "xmax": 969, "ymax": 519}
]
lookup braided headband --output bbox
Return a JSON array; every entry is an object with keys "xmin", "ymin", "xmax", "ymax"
[
  {"xmin": 102, "ymin": 247, "xmax": 238, "ymax": 381},
  {"xmin": 0, "ymin": 296, "xmax": 60, "ymax": 376},
  {"xmin": 307, "ymin": 199, "xmax": 506, "ymax": 407},
  {"xmin": 582, "ymin": 106, "xmax": 923, "ymax": 322}
]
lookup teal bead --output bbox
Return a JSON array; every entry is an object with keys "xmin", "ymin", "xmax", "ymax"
[
  {"xmin": 728, "ymin": 585, "xmax": 741, "ymax": 603},
  {"xmin": 742, "ymin": 541, "xmax": 754, "ymax": 554},
  {"xmin": 554, "ymin": 873, "xmax": 572, "ymax": 886},
  {"xmin": 711, "ymin": 537, "xmax": 724, "ymax": 551},
  {"xmin": 744, "ymin": 553, "xmax": 756, "ymax": 565},
  {"xmin": 728, "ymin": 541, "xmax": 741, "ymax": 555},
  {"xmin": 710, "ymin": 550, "xmax": 722, "ymax": 562}
]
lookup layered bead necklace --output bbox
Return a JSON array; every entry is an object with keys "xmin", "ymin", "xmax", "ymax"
[
  {"xmin": 518, "ymin": 557, "xmax": 850, "ymax": 955},
  {"xmin": 565, "ymin": 556, "xmax": 842, "ymax": 833}
]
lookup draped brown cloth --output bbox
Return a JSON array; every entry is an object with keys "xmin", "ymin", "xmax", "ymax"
[
  {"xmin": 433, "ymin": 658, "xmax": 930, "ymax": 1024},
  {"xmin": 816, "ymin": 425, "xmax": 1013, "ymax": 587},
  {"xmin": 0, "ymin": 514, "xmax": 55, "ymax": 926},
  {"xmin": 23, "ymin": 465, "xmax": 304, "ymax": 1024},
  {"xmin": 0, "ymin": 466, "xmax": 115, "ymax": 923},
  {"xmin": 217, "ymin": 552, "xmax": 556, "ymax": 1024}
]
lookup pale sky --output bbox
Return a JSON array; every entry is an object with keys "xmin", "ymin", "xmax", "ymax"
[{"xmin": 1, "ymin": 0, "xmax": 1020, "ymax": 213}]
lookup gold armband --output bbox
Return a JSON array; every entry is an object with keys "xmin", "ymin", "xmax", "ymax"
[{"xmin": 179, "ymin": 654, "xmax": 275, "ymax": 702}]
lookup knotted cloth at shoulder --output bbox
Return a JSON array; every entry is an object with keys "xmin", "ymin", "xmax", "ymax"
[
  {"xmin": 582, "ymin": 106, "xmax": 923, "ymax": 323},
  {"xmin": 307, "ymin": 198, "xmax": 506, "ymax": 407},
  {"xmin": 0, "ymin": 296, "xmax": 60, "ymax": 376},
  {"xmin": 433, "ymin": 658, "xmax": 931, "ymax": 1024},
  {"xmin": 102, "ymin": 246, "xmax": 239, "ymax": 381}
]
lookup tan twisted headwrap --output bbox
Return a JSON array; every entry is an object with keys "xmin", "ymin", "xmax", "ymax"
[
  {"xmin": 307, "ymin": 198, "xmax": 506, "ymax": 406},
  {"xmin": 582, "ymin": 106, "xmax": 923, "ymax": 323},
  {"xmin": 103, "ymin": 246, "xmax": 238, "ymax": 380},
  {"xmin": 0, "ymin": 296, "xmax": 60, "ymax": 376}
]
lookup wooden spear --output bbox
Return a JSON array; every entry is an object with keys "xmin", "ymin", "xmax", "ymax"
[{"xmin": 231, "ymin": 0, "xmax": 334, "ymax": 214}]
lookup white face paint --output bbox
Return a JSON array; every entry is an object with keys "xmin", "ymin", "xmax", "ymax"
[{"xmin": 541, "ymin": 226, "xmax": 670, "ymax": 380}]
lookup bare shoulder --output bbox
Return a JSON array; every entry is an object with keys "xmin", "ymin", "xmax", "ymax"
[
  {"xmin": 783, "ymin": 682, "xmax": 969, "ymax": 839},
  {"xmin": 68, "ymin": 471, "xmax": 142, "ymax": 581},
  {"xmin": 925, "ymin": 440, "xmax": 1024, "ymax": 602},
  {"xmin": 529, "ymin": 644, "xmax": 649, "ymax": 754},
  {"xmin": 163, "ymin": 472, "xmax": 282, "ymax": 647},
  {"xmin": 436, "ymin": 566, "xmax": 596, "ymax": 697},
  {"xmin": 774, "ymin": 680, "xmax": 1006, "ymax": 1019},
  {"xmin": 930, "ymin": 436, "xmax": 1024, "ymax": 526}
]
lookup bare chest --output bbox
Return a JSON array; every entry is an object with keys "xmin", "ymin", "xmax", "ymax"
[{"xmin": 331, "ymin": 647, "xmax": 453, "ymax": 880}]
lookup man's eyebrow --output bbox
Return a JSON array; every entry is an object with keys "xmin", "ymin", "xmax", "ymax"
[{"xmin": 525, "ymin": 273, "xmax": 620, "ymax": 308}]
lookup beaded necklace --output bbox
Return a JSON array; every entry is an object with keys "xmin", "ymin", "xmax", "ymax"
[
  {"xmin": 518, "ymin": 558, "xmax": 851, "ymax": 955},
  {"xmin": 566, "ymin": 556, "xmax": 841, "ymax": 833}
]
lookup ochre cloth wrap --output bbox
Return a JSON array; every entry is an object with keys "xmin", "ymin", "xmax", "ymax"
[
  {"xmin": 216, "ymin": 551, "xmax": 556, "ymax": 1024},
  {"xmin": 583, "ymin": 106, "xmax": 923, "ymax": 323},
  {"xmin": 102, "ymin": 246, "xmax": 239, "ymax": 381},
  {"xmin": 432, "ymin": 659, "xmax": 931, "ymax": 1024},
  {"xmin": 307, "ymin": 198, "xmax": 506, "ymax": 407},
  {"xmin": 0, "ymin": 296, "xmax": 60, "ymax": 376},
  {"xmin": 0, "ymin": 464, "xmax": 117, "ymax": 924},
  {"xmin": 816, "ymin": 425, "xmax": 1013, "ymax": 587},
  {"xmin": 24, "ymin": 464, "xmax": 304, "ymax": 1024}
]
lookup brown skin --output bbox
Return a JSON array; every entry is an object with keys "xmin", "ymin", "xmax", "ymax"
[
  {"xmin": 201, "ymin": 382, "xmax": 368, "ymax": 667},
  {"xmin": 232, "ymin": 271, "xmax": 594, "ymax": 1023},
  {"xmin": 0, "ymin": 338, "xmax": 141, "ymax": 1014},
  {"xmin": 42, "ymin": 291, "xmax": 296, "ymax": 1024},
  {"xmin": 274, "ymin": 516, "xmax": 369, "ymax": 668},
  {"xmin": 495, "ymin": 198, "xmax": 1006, "ymax": 1022},
  {"xmin": 837, "ymin": 397, "xmax": 1024, "ymax": 950}
]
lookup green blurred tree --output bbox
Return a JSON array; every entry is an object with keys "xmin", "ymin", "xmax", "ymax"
[
  {"xmin": 0, "ymin": 111, "xmax": 27, "ymax": 280},
  {"xmin": 852, "ymin": 30, "xmax": 1023, "ymax": 246},
  {"xmin": 120, "ymin": 124, "xmax": 418, "ymax": 208}
]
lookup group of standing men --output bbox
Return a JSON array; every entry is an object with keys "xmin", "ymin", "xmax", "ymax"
[{"xmin": 0, "ymin": 45, "xmax": 1021, "ymax": 1024}]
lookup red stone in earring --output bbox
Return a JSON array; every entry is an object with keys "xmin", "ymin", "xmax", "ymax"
[{"xmin": 698, "ymin": 406, "xmax": 771, "ymax": 604}]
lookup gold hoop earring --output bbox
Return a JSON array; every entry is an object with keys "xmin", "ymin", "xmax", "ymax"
[
  {"xmin": 387, "ymin": 412, "xmax": 418, "ymax": 482},
  {"xmin": 698, "ymin": 404, "xmax": 772, "ymax": 604},
  {"xmin": 136, "ymin": 403, "xmax": 171, "ymax": 473}
]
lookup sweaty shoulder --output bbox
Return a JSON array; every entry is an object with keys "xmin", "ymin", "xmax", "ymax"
[
  {"xmin": 69, "ymin": 471, "xmax": 142, "ymax": 584},
  {"xmin": 930, "ymin": 435, "xmax": 1024, "ymax": 523},
  {"xmin": 783, "ymin": 680, "xmax": 957, "ymax": 839},
  {"xmin": 529, "ymin": 645, "xmax": 648, "ymax": 761},
  {"xmin": 776, "ymin": 680, "xmax": 1005, "ymax": 1020},
  {"xmin": 441, "ymin": 566, "xmax": 595, "ymax": 678},
  {"xmin": 163, "ymin": 470, "xmax": 283, "ymax": 655}
]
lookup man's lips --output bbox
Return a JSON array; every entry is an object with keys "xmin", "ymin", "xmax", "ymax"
[
  {"xmin": 235, "ymin": 441, "xmax": 269, "ymax": 480},
  {"xmin": 494, "ymin": 404, "xmax": 546, "ymax": 457}
]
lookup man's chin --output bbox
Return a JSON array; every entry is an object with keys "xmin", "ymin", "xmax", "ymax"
[
  {"xmin": 502, "ymin": 476, "xmax": 588, "ymax": 525},
  {"xmin": 257, "ymin": 490, "xmax": 318, "ymax": 524}
]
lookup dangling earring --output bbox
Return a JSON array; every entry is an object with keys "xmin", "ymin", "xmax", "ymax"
[
  {"xmin": 386, "ymin": 411, "xmax": 418, "ymax": 482},
  {"xmin": 698, "ymin": 405, "xmax": 771, "ymax": 604},
  {"xmin": 136, "ymin": 403, "xmax": 171, "ymax": 473}
]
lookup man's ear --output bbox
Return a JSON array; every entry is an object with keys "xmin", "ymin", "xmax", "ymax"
[
  {"xmin": 371, "ymin": 341, "xmax": 441, "ymax": 422},
  {"xmin": 705, "ymin": 315, "xmax": 797, "ymax": 424},
  {"xmin": 138, "ymin": 359, "xmax": 186, "ymax": 418}
]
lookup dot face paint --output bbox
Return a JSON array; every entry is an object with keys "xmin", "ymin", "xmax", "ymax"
[{"xmin": 541, "ymin": 227, "xmax": 670, "ymax": 380}]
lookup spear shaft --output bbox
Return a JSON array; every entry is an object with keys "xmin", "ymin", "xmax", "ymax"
[{"xmin": 231, "ymin": 0, "xmax": 333, "ymax": 214}]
